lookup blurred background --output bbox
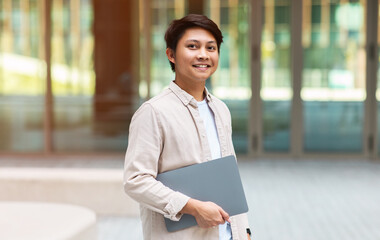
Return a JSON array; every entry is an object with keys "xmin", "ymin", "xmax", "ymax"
[
  {"xmin": 1, "ymin": 0, "xmax": 380, "ymax": 158},
  {"xmin": 1, "ymin": 0, "xmax": 380, "ymax": 240}
]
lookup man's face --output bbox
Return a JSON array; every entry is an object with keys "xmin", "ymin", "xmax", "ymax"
[{"xmin": 168, "ymin": 27, "xmax": 219, "ymax": 84}]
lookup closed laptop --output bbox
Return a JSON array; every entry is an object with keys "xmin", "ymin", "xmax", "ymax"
[{"xmin": 156, "ymin": 155, "xmax": 249, "ymax": 232}]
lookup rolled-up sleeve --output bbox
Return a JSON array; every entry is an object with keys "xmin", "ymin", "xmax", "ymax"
[{"xmin": 123, "ymin": 103, "xmax": 190, "ymax": 221}]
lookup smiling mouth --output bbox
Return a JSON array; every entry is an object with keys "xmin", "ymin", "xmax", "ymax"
[{"xmin": 193, "ymin": 64, "xmax": 210, "ymax": 68}]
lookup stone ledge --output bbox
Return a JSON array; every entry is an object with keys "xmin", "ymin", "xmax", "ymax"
[
  {"xmin": 0, "ymin": 168, "xmax": 139, "ymax": 216},
  {"xmin": 0, "ymin": 202, "xmax": 97, "ymax": 240}
]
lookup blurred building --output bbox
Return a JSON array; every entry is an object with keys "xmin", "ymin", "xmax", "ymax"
[{"xmin": 0, "ymin": 0, "xmax": 379, "ymax": 159}]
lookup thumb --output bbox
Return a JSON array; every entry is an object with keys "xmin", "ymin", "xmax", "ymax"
[{"xmin": 219, "ymin": 208, "xmax": 230, "ymax": 223}]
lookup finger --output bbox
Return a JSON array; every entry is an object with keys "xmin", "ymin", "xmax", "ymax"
[{"xmin": 219, "ymin": 208, "xmax": 230, "ymax": 223}]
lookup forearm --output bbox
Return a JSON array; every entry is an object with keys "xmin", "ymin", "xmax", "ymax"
[{"xmin": 124, "ymin": 173, "xmax": 189, "ymax": 220}]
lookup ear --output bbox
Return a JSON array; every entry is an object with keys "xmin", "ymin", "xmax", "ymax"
[{"xmin": 166, "ymin": 48, "xmax": 175, "ymax": 64}]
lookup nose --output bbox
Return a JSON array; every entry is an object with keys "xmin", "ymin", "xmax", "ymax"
[{"xmin": 197, "ymin": 48, "xmax": 209, "ymax": 60}]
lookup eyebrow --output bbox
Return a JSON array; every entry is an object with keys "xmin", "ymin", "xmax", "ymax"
[{"xmin": 185, "ymin": 39, "xmax": 217, "ymax": 44}]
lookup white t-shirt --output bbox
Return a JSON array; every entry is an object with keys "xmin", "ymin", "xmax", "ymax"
[{"xmin": 197, "ymin": 99, "xmax": 232, "ymax": 240}]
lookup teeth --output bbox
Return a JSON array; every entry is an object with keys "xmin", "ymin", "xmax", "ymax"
[{"xmin": 194, "ymin": 65, "xmax": 208, "ymax": 67}]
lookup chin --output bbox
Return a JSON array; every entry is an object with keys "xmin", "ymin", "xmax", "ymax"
[
  {"xmin": 196, "ymin": 73, "xmax": 213, "ymax": 80},
  {"xmin": 195, "ymin": 76, "xmax": 211, "ymax": 82}
]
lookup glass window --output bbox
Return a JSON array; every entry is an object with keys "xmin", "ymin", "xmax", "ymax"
[
  {"xmin": 302, "ymin": 0, "xmax": 366, "ymax": 152},
  {"xmin": 261, "ymin": 0, "xmax": 292, "ymax": 152},
  {"xmin": 205, "ymin": 0, "xmax": 250, "ymax": 153},
  {"xmin": 51, "ymin": 0, "xmax": 140, "ymax": 152},
  {"xmin": 149, "ymin": 0, "xmax": 187, "ymax": 97},
  {"xmin": 377, "ymin": 0, "xmax": 380, "ymax": 155},
  {"xmin": 50, "ymin": 0, "xmax": 98, "ymax": 152},
  {"xmin": 0, "ymin": 0, "xmax": 45, "ymax": 152}
]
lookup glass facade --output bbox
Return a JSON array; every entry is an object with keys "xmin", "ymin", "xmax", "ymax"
[
  {"xmin": 149, "ymin": 0, "xmax": 186, "ymax": 97},
  {"xmin": 261, "ymin": 0, "xmax": 292, "ymax": 152},
  {"xmin": 51, "ymin": 0, "xmax": 98, "ymax": 151},
  {"xmin": 378, "ymin": 0, "xmax": 380, "ymax": 155},
  {"xmin": 1, "ymin": 0, "xmax": 380, "ymax": 157},
  {"xmin": 0, "ymin": 0, "xmax": 45, "ymax": 152},
  {"xmin": 205, "ymin": 0, "xmax": 250, "ymax": 153},
  {"xmin": 302, "ymin": 0, "xmax": 366, "ymax": 152},
  {"xmin": 0, "ymin": 0, "xmax": 138, "ymax": 153}
]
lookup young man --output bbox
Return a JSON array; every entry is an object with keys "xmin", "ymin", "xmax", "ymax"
[{"xmin": 124, "ymin": 14, "xmax": 251, "ymax": 240}]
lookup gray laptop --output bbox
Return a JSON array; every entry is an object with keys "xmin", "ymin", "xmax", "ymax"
[{"xmin": 156, "ymin": 155, "xmax": 249, "ymax": 232}]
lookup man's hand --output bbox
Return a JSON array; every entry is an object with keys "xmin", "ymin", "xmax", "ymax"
[{"xmin": 180, "ymin": 198, "xmax": 230, "ymax": 228}]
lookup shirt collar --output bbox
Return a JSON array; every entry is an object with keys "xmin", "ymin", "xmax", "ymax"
[{"xmin": 169, "ymin": 81, "xmax": 213, "ymax": 107}]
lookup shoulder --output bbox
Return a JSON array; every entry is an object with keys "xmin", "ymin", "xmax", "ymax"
[
  {"xmin": 209, "ymin": 94, "xmax": 231, "ymax": 114},
  {"xmin": 132, "ymin": 87, "xmax": 181, "ymax": 119},
  {"xmin": 144, "ymin": 88, "xmax": 172, "ymax": 106}
]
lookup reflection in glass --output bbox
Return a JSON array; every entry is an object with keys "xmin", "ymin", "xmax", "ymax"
[
  {"xmin": 302, "ymin": 0, "xmax": 365, "ymax": 152},
  {"xmin": 51, "ymin": 0, "xmax": 99, "ymax": 151},
  {"xmin": 52, "ymin": 0, "xmax": 138, "ymax": 152},
  {"xmin": 149, "ymin": 0, "xmax": 187, "ymax": 96},
  {"xmin": 261, "ymin": 0, "xmax": 292, "ymax": 152},
  {"xmin": 205, "ymin": 0, "xmax": 250, "ymax": 153},
  {"xmin": 377, "ymin": 1, "xmax": 380, "ymax": 155},
  {"xmin": 0, "ymin": 0, "xmax": 45, "ymax": 152}
]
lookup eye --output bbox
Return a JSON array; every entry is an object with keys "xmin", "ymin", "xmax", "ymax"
[
  {"xmin": 187, "ymin": 44, "xmax": 197, "ymax": 49},
  {"xmin": 208, "ymin": 45, "xmax": 217, "ymax": 51}
]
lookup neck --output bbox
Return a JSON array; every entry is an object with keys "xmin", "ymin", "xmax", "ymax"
[{"xmin": 174, "ymin": 78, "xmax": 205, "ymax": 101}]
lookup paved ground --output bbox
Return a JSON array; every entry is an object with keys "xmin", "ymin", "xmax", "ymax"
[
  {"xmin": 240, "ymin": 158, "xmax": 380, "ymax": 240},
  {"xmin": 96, "ymin": 158, "xmax": 380, "ymax": 240},
  {"xmin": 2, "ymin": 156, "xmax": 380, "ymax": 240},
  {"xmin": 97, "ymin": 216, "xmax": 141, "ymax": 240}
]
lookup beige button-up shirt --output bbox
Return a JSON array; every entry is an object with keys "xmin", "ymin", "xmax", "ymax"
[{"xmin": 124, "ymin": 81, "xmax": 249, "ymax": 240}]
